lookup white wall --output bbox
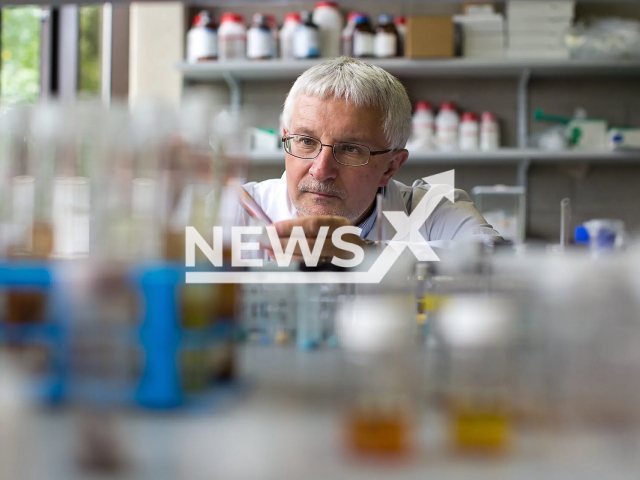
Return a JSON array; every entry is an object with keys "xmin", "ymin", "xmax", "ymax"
[{"xmin": 129, "ymin": 2, "xmax": 184, "ymax": 108}]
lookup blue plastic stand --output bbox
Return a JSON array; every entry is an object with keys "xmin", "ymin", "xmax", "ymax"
[{"xmin": 135, "ymin": 265, "xmax": 183, "ymax": 409}]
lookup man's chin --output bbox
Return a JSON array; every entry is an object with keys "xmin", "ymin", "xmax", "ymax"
[{"xmin": 295, "ymin": 200, "xmax": 347, "ymax": 219}]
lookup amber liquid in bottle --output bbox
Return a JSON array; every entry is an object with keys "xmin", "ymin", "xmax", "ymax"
[
  {"xmin": 346, "ymin": 396, "xmax": 413, "ymax": 457},
  {"xmin": 213, "ymin": 247, "xmax": 237, "ymax": 382},
  {"xmin": 5, "ymin": 222, "xmax": 54, "ymax": 374},
  {"xmin": 6, "ymin": 222, "xmax": 53, "ymax": 323},
  {"xmin": 450, "ymin": 401, "xmax": 510, "ymax": 453}
]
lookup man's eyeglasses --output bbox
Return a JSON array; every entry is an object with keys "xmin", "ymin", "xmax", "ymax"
[{"xmin": 282, "ymin": 134, "xmax": 393, "ymax": 167}]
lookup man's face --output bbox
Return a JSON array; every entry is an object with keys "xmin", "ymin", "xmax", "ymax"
[{"xmin": 285, "ymin": 94, "xmax": 407, "ymax": 224}]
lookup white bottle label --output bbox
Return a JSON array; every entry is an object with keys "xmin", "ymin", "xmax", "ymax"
[
  {"xmin": 374, "ymin": 32, "xmax": 397, "ymax": 58},
  {"xmin": 459, "ymin": 123, "xmax": 479, "ymax": 151},
  {"xmin": 412, "ymin": 120, "xmax": 434, "ymax": 149},
  {"xmin": 437, "ymin": 125, "xmax": 459, "ymax": 151},
  {"xmin": 219, "ymin": 34, "xmax": 246, "ymax": 60},
  {"xmin": 280, "ymin": 23, "xmax": 298, "ymax": 59},
  {"xmin": 294, "ymin": 27, "xmax": 320, "ymax": 59},
  {"xmin": 247, "ymin": 28, "xmax": 273, "ymax": 59},
  {"xmin": 353, "ymin": 31, "xmax": 374, "ymax": 57},
  {"xmin": 481, "ymin": 124, "xmax": 500, "ymax": 151},
  {"xmin": 187, "ymin": 28, "xmax": 217, "ymax": 62}
]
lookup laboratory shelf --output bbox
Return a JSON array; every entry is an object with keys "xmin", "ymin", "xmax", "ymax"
[
  {"xmin": 178, "ymin": 58, "xmax": 640, "ymax": 82},
  {"xmin": 247, "ymin": 148, "xmax": 640, "ymax": 166}
]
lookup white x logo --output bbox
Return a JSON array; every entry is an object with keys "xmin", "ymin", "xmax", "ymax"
[{"xmin": 384, "ymin": 170, "xmax": 455, "ymax": 261}]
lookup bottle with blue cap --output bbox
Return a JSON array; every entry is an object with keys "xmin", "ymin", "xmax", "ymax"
[
  {"xmin": 576, "ymin": 219, "xmax": 626, "ymax": 257},
  {"xmin": 374, "ymin": 14, "xmax": 400, "ymax": 58},
  {"xmin": 293, "ymin": 12, "xmax": 321, "ymax": 59},
  {"xmin": 352, "ymin": 15, "xmax": 374, "ymax": 58}
]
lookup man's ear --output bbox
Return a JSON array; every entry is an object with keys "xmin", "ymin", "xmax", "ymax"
[{"xmin": 379, "ymin": 149, "xmax": 409, "ymax": 187}]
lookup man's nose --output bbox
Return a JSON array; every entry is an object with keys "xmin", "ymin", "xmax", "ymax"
[{"xmin": 309, "ymin": 145, "xmax": 338, "ymax": 182}]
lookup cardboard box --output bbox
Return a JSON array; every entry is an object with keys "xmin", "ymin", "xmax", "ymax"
[{"xmin": 406, "ymin": 16, "xmax": 455, "ymax": 58}]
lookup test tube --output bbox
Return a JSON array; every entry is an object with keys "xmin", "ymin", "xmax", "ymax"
[
  {"xmin": 3, "ymin": 107, "xmax": 53, "ymax": 334},
  {"xmin": 560, "ymin": 198, "xmax": 571, "ymax": 250}
]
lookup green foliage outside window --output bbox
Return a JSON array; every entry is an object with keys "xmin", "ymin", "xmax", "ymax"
[
  {"xmin": 1, "ymin": 6, "xmax": 41, "ymax": 105},
  {"xmin": 79, "ymin": 5, "xmax": 101, "ymax": 94}
]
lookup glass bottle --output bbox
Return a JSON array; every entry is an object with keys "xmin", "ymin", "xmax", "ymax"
[
  {"xmin": 293, "ymin": 11, "xmax": 320, "ymax": 59},
  {"xmin": 374, "ymin": 14, "xmax": 399, "ymax": 58},
  {"xmin": 352, "ymin": 15, "xmax": 375, "ymax": 58},
  {"xmin": 247, "ymin": 13, "xmax": 274, "ymax": 60}
]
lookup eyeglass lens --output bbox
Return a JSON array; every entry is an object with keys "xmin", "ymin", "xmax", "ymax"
[{"xmin": 285, "ymin": 136, "xmax": 369, "ymax": 166}]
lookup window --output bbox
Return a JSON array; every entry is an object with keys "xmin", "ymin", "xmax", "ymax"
[
  {"xmin": 78, "ymin": 5, "xmax": 101, "ymax": 95},
  {"xmin": 0, "ymin": 6, "xmax": 41, "ymax": 105}
]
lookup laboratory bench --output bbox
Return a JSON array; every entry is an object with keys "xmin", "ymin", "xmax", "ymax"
[{"xmin": 19, "ymin": 345, "xmax": 640, "ymax": 480}]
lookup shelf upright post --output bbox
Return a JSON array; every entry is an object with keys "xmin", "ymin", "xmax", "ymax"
[
  {"xmin": 517, "ymin": 68, "xmax": 532, "ymax": 239},
  {"xmin": 223, "ymin": 72, "xmax": 242, "ymax": 113},
  {"xmin": 517, "ymin": 68, "xmax": 531, "ymax": 150}
]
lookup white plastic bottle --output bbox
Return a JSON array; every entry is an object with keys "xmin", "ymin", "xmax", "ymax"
[
  {"xmin": 312, "ymin": 1, "xmax": 343, "ymax": 58},
  {"xmin": 279, "ymin": 12, "xmax": 301, "ymax": 60},
  {"xmin": 247, "ymin": 13, "xmax": 274, "ymax": 60},
  {"xmin": 411, "ymin": 101, "xmax": 435, "ymax": 150},
  {"xmin": 435, "ymin": 102, "xmax": 460, "ymax": 152},
  {"xmin": 218, "ymin": 13, "xmax": 246, "ymax": 61},
  {"xmin": 459, "ymin": 112, "xmax": 479, "ymax": 151},
  {"xmin": 187, "ymin": 11, "xmax": 218, "ymax": 62},
  {"xmin": 480, "ymin": 111, "xmax": 500, "ymax": 151},
  {"xmin": 294, "ymin": 11, "xmax": 321, "ymax": 59}
]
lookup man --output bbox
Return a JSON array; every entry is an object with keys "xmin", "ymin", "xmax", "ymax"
[{"xmin": 242, "ymin": 57, "xmax": 500, "ymax": 259}]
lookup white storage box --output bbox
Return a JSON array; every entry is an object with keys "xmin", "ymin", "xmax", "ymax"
[{"xmin": 507, "ymin": 1, "xmax": 575, "ymax": 20}]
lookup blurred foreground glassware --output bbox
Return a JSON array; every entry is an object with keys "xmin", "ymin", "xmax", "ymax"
[
  {"xmin": 337, "ymin": 291, "xmax": 417, "ymax": 458},
  {"xmin": 435, "ymin": 295, "xmax": 516, "ymax": 454}
]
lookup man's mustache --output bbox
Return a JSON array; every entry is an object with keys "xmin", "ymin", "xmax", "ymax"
[{"xmin": 298, "ymin": 178, "xmax": 347, "ymax": 200}]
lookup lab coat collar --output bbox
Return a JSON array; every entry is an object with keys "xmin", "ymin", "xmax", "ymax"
[
  {"xmin": 263, "ymin": 171, "xmax": 298, "ymax": 223},
  {"xmin": 363, "ymin": 179, "xmax": 408, "ymax": 242}
]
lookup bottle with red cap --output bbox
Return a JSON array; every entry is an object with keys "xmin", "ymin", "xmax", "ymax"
[
  {"xmin": 411, "ymin": 101, "xmax": 435, "ymax": 150},
  {"xmin": 459, "ymin": 112, "xmax": 480, "ymax": 151},
  {"xmin": 480, "ymin": 112, "xmax": 500, "ymax": 151},
  {"xmin": 280, "ymin": 12, "xmax": 301, "ymax": 60},
  {"xmin": 187, "ymin": 11, "xmax": 217, "ymax": 63},
  {"xmin": 394, "ymin": 15, "xmax": 406, "ymax": 57},
  {"xmin": 313, "ymin": 1, "xmax": 343, "ymax": 57},
  {"xmin": 218, "ymin": 13, "xmax": 246, "ymax": 61},
  {"xmin": 435, "ymin": 102, "xmax": 460, "ymax": 152}
]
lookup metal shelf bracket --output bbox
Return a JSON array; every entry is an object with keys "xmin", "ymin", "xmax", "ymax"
[{"xmin": 223, "ymin": 72, "xmax": 242, "ymax": 113}]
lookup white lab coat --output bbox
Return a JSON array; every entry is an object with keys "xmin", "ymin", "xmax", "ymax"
[{"xmin": 242, "ymin": 172, "xmax": 501, "ymax": 245}]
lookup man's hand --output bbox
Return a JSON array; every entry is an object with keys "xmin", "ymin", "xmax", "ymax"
[{"xmin": 267, "ymin": 215, "xmax": 367, "ymax": 262}]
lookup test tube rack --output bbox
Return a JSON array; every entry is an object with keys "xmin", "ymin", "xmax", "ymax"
[{"xmin": 0, "ymin": 261, "xmax": 237, "ymax": 409}]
